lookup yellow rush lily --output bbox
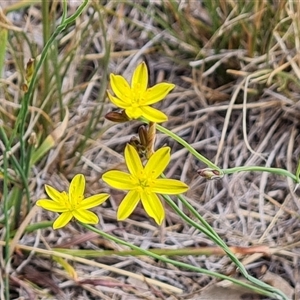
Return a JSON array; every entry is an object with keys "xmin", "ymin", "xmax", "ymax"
[
  {"xmin": 36, "ymin": 174, "xmax": 109, "ymax": 229},
  {"xmin": 102, "ymin": 144, "xmax": 189, "ymax": 225},
  {"xmin": 107, "ymin": 62, "xmax": 175, "ymax": 122}
]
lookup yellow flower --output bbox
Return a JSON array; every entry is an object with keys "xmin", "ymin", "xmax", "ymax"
[
  {"xmin": 107, "ymin": 62, "xmax": 175, "ymax": 123},
  {"xmin": 102, "ymin": 144, "xmax": 189, "ymax": 225},
  {"xmin": 36, "ymin": 174, "xmax": 109, "ymax": 229}
]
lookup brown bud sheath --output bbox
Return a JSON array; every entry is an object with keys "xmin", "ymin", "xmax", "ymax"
[
  {"xmin": 105, "ymin": 110, "xmax": 130, "ymax": 123},
  {"xmin": 146, "ymin": 122, "xmax": 156, "ymax": 159},
  {"xmin": 138, "ymin": 125, "xmax": 148, "ymax": 147}
]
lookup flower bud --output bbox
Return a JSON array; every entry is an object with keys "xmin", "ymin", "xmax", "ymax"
[
  {"xmin": 138, "ymin": 125, "xmax": 147, "ymax": 147},
  {"xmin": 25, "ymin": 58, "xmax": 35, "ymax": 85},
  {"xmin": 197, "ymin": 168, "xmax": 224, "ymax": 180},
  {"xmin": 105, "ymin": 110, "xmax": 130, "ymax": 123},
  {"xmin": 28, "ymin": 132, "xmax": 37, "ymax": 148},
  {"xmin": 146, "ymin": 122, "xmax": 156, "ymax": 159}
]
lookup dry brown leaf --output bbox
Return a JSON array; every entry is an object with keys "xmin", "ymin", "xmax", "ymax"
[
  {"xmin": 196, "ymin": 285, "xmax": 261, "ymax": 300},
  {"xmin": 262, "ymin": 271, "xmax": 294, "ymax": 300}
]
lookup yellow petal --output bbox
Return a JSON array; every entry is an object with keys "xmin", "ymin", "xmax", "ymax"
[
  {"xmin": 151, "ymin": 178, "xmax": 189, "ymax": 194},
  {"xmin": 80, "ymin": 193, "xmax": 109, "ymax": 209},
  {"xmin": 53, "ymin": 212, "xmax": 73, "ymax": 229},
  {"xmin": 145, "ymin": 147, "xmax": 170, "ymax": 178},
  {"xmin": 110, "ymin": 74, "xmax": 133, "ymax": 103},
  {"xmin": 45, "ymin": 185, "xmax": 64, "ymax": 202},
  {"xmin": 131, "ymin": 62, "xmax": 148, "ymax": 93},
  {"xmin": 69, "ymin": 174, "xmax": 85, "ymax": 206},
  {"xmin": 73, "ymin": 209, "xmax": 99, "ymax": 224},
  {"xmin": 117, "ymin": 190, "xmax": 140, "ymax": 220},
  {"xmin": 140, "ymin": 191, "xmax": 164, "ymax": 225},
  {"xmin": 124, "ymin": 144, "xmax": 144, "ymax": 177},
  {"xmin": 140, "ymin": 106, "xmax": 168, "ymax": 123},
  {"xmin": 124, "ymin": 106, "xmax": 143, "ymax": 119},
  {"xmin": 143, "ymin": 82, "xmax": 175, "ymax": 105},
  {"xmin": 102, "ymin": 170, "xmax": 134, "ymax": 190},
  {"xmin": 36, "ymin": 199, "xmax": 68, "ymax": 212},
  {"xmin": 107, "ymin": 91, "xmax": 130, "ymax": 109}
]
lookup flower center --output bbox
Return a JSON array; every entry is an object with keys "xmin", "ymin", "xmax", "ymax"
[
  {"xmin": 138, "ymin": 178, "xmax": 150, "ymax": 188},
  {"xmin": 72, "ymin": 195, "xmax": 84, "ymax": 209},
  {"xmin": 134, "ymin": 170, "xmax": 155, "ymax": 192},
  {"xmin": 62, "ymin": 191, "xmax": 83, "ymax": 211},
  {"xmin": 132, "ymin": 85, "xmax": 142, "ymax": 106}
]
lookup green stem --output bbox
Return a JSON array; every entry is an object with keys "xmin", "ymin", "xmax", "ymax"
[
  {"xmin": 61, "ymin": 0, "xmax": 68, "ymax": 22},
  {"xmin": 145, "ymin": 121, "xmax": 221, "ymax": 171},
  {"xmin": 12, "ymin": 0, "xmax": 89, "ymax": 146},
  {"xmin": 0, "ymin": 127, "xmax": 30, "ymax": 228},
  {"xmin": 152, "ymin": 122, "xmax": 298, "ymax": 186},
  {"xmin": 82, "ymin": 224, "xmax": 286, "ymax": 299},
  {"xmin": 162, "ymin": 192, "xmax": 288, "ymax": 299},
  {"xmin": 42, "ymin": 0, "xmax": 50, "ymax": 98},
  {"xmin": 10, "ymin": 221, "xmax": 54, "ymax": 236},
  {"xmin": 2, "ymin": 146, "xmax": 10, "ymax": 300},
  {"xmin": 222, "ymin": 166, "xmax": 299, "ymax": 183},
  {"xmin": 6, "ymin": 0, "xmax": 89, "ymax": 228},
  {"xmin": 53, "ymin": 247, "xmax": 229, "ymax": 257},
  {"xmin": 296, "ymin": 157, "xmax": 300, "ymax": 180}
]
